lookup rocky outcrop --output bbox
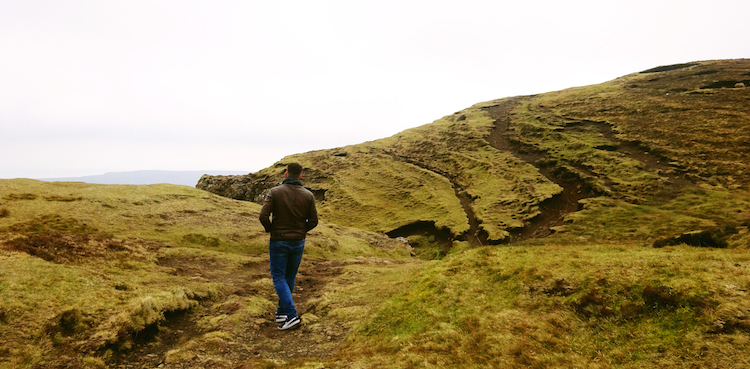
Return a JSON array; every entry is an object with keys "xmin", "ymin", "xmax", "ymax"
[{"xmin": 196, "ymin": 173, "xmax": 278, "ymax": 203}]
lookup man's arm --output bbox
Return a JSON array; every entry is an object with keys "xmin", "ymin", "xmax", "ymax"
[
  {"xmin": 305, "ymin": 198, "xmax": 318, "ymax": 232},
  {"xmin": 259, "ymin": 191, "xmax": 274, "ymax": 232}
]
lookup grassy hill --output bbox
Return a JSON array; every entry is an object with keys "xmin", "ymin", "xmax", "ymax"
[
  {"xmin": 199, "ymin": 59, "xmax": 750, "ymax": 253},
  {"xmin": 0, "ymin": 180, "xmax": 411, "ymax": 368},
  {"xmin": 2, "ymin": 59, "xmax": 750, "ymax": 368}
]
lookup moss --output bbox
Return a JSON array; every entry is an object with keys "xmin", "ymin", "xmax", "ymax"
[
  {"xmin": 259, "ymin": 105, "xmax": 565, "ymax": 243},
  {"xmin": 406, "ymin": 235, "xmax": 445, "ymax": 260},
  {"xmin": 3, "ymin": 60, "xmax": 750, "ymax": 368},
  {"xmin": 0, "ymin": 178, "xmax": 413, "ymax": 367},
  {"xmin": 182, "ymin": 233, "xmax": 221, "ymax": 247},
  {"xmin": 344, "ymin": 243, "xmax": 750, "ymax": 368}
]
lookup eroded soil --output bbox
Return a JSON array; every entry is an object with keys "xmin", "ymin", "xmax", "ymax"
[
  {"xmin": 481, "ymin": 97, "xmax": 697, "ymax": 242},
  {"xmin": 110, "ymin": 253, "xmax": 390, "ymax": 368},
  {"xmin": 482, "ymin": 97, "xmax": 602, "ymax": 241}
]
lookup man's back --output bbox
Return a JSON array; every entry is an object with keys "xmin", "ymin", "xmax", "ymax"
[{"xmin": 259, "ymin": 182, "xmax": 318, "ymax": 240}]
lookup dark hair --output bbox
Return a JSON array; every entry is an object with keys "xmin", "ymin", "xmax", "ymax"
[{"xmin": 286, "ymin": 162, "xmax": 303, "ymax": 177}]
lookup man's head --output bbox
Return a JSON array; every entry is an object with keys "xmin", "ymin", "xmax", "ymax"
[{"xmin": 285, "ymin": 162, "xmax": 303, "ymax": 179}]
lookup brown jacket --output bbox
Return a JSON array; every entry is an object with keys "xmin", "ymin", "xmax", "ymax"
[{"xmin": 259, "ymin": 180, "xmax": 318, "ymax": 240}]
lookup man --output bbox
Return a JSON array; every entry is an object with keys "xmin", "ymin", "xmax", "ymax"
[{"xmin": 259, "ymin": 162, "xmax": 318, "ymax": 330}]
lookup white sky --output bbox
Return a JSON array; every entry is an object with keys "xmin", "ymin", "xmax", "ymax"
[{"xmin": 1, "ymin": 0, "xmax": 748, "ymax": 178}]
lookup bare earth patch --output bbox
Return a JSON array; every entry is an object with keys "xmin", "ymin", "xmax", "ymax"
[{"xmin": 110, "ymin": 253, "xmax": 396, "ymax": 368}]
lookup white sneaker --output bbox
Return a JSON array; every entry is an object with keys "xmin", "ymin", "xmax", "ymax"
[
  {"xmin": 275, "ymin": 314, "xmax": 287, "ymax": 323},
  {"xmin": 278, "ymin": 315, "xmax": 301, "ymax": 330}
]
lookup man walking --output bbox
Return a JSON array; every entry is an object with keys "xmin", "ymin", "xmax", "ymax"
[{"xmin": 259, "ymin": 162, "xmax": 318, "ymax": 330}]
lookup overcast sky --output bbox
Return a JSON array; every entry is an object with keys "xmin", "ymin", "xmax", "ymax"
[{"xmin": 1, "ymin": 0, "xmax": 748, "ymax": 179}]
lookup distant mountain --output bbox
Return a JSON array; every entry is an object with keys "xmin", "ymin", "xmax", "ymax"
[{"xmin": 39, "ymin": 170, "xmax": 248, "ymax": 187}]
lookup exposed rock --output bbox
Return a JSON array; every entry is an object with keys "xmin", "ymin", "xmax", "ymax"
[{"xmin": 196, "ymin": 174, "xmax": 277, "ymax": 203}]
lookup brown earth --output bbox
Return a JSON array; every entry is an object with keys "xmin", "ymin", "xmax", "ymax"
[
  {"xmin": 480, "ymin": 95, "xmax": 698, "ymax": 243},
  {"xmin": 1, "ymin": 231, "xmax": 386, "ymax": 368},
  {"xmin": 480, "ymin": 97, "xmax": 600, "ymax": 242},
  {"xmin": 108, "ymin": 253, "xmax": 394, "ymax": 368}
]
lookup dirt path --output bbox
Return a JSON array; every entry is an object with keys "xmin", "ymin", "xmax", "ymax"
[
  {"xmin": 481, "ymin": 96, "xmax": 698, "ymax": 241},
  {"xmin": 113, "ymin": 255, "xmax": 357, "ymax": 368},
  {"xmin": 482, "ymin": 97, "xmax": 602, "ymax": 242},
  {"xmin": 382, "ymin": 97, "xmax": 602, "ymax": 248}
]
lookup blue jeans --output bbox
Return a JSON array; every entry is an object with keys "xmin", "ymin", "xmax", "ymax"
[{"xmin": 269, "ymin": 239, "xmax": 305, "ymax": 318}]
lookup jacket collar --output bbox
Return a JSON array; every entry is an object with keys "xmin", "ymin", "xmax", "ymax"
[{"xmin": 282, "ymin": 178, "xmax": 303, "ymax": 186}]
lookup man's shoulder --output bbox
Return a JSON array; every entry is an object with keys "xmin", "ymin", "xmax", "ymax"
[
  {"xmin": 293, "ymin": 184, "xmax": 314, "ymax": 196},
  {"xmin": 264, "ymin": 184, "xmax": 285, "ymax": 198},
  {"xmin": 286, "ymin": 184, "xmax": 315, "ymax": 199},
  {"xmin": 269, "ymin": 183, "xmax": 285, "ymax": 191},
  {"xmin": 271, "ymin": 183, "xmax": 313, "ymax": 195}
]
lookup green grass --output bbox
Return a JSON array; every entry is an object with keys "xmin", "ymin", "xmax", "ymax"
[
  {"xmin": 336, "ymin": 243, "xmax": 750, "ymax": 368},
  {"xmin": 264, "ymin": 105, "xmax": 564, "ymax": 242},
  {"xmin": 558, "ymin": 184, "xmax": 750, "ymax": 245},
  {"xmin": 3, "ymin": 59, "xmax": 750, "ymax": 368},
  {"xmin": 3, "ymin": 179, "xmax": 749, "ymax": 368},
  {"xmin": 200, "ymin": 60, "xmax": 750, "ymax": 247},
  {"xmin": 0, "ymin": 179, "xmax": 412, "ymax": 368},
  {"xmin": 523, "ymin": 59, "xmax": 750, "ymax": 190}
]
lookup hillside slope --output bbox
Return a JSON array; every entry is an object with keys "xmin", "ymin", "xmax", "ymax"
[
  {"xmin": 3, "ymin": 59, "xmax": 750, "ymax": 369},
  {"xmin": 0, "ymin": 179, "xmax": 411, "ymax": 368},
  {"xmin": 198, "ymin": 59, "xmax": 750, "ymax": 253}
]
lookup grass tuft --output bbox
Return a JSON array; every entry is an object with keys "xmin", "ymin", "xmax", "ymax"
[{"xmin": 182, "ymin": 233, "xmax": 221, "ymax": 247}]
